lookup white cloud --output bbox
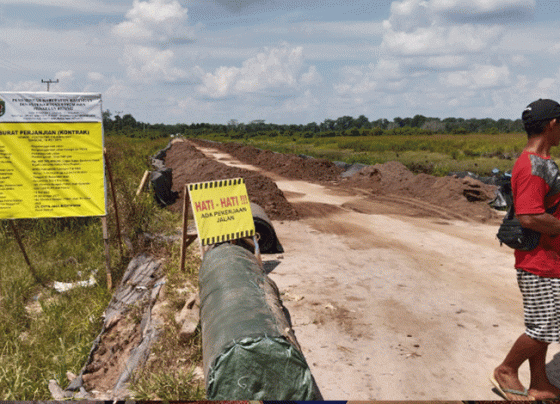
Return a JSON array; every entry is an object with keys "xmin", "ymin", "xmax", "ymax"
[
  {"xmin": 281, "ymin": 90, "xmax": 320, "ymax": 113},
  {"xmin": 537, "ymin": 78, "xmax": 556, "ymax": 91},
  {"xmin": 471, "ymin": 64, "xmax": 510, "ymax": 88},
  {"xmin": 104, "ymin": 78, "xmax": 134, "ymax": 100},
  {"xmin": 88, "ymin": 72, "xmax": 106, "ymax": 81},
  {"xmin": 374, "ymin": 59, "xmax": 404, "ymax": 80},
  {"xmin": 440, "ymin": 71, "xmax": 470, "ymax": 87},
  {"xmin": 439, "ymin": 64, "xmax": 510, "ymax": 89},
  {"xmin": 382, "ymin": 22, "xmax": 503, "ymax": 56},
  {"xmin": 284, "ymin": 21, "xmax": 385, "ymax": 38},
  {"xmin": 112, "ymin": 0, "xmax": 192, "ymax": 43},
  {"xmin": 334, "ymin": 59, "xmax": 409, "ymax": 98},
  {"xmin": 380, "ymin": 0, "xmax": 531, "ymax": 57},
  {"xmin": 511, "ymin": 54, "xmax": 528, "ymax": 66},
  {"xmin": 334, "ymin": 69, "xmax": 377, "ymax": 96},
  {"xmin": 122, "ymin": 45, "xmax": 189, "ymax": 82},
  {"xmin": 197, "ymin": 45, "xmax": 320, "ymax": 98},
  {"xmin": 424, "ymin": 55, "xmax": 468, "ymax": 69},
  {"xmin": 385, "ymin": 0, "xmax": 432, "ymax": 33},
  {"xmin": 55, "ymin": 70, "xmax": 75, "ymax": 82},
  {"xmin": 300, "ymin": 66, "xmax": 322, "ymax": 86},
  {"xmin": 168, "ymin": 95, "xmax": 213, "ymax": 117},
  {"xmin": 5, "ymin": 70, "xmax": 77, "ymax": 92}
]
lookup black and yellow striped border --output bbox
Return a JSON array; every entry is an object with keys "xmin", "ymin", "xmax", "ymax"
[
  {"xmin": 188, "ymin": 177, "xmax": 244, "ymax": 192},
  {"xmin": 201, "ymin": 228, "xmax": 255, "ymax": 246}
]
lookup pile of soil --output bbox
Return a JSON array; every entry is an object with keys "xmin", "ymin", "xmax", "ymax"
[
  {"xmin": 164, "ymin": 140, "xmax": 298, "ymax": 221},
  {"xmin": 190, "ymin": 139, "xmax": 344, "ymax": 182},
  {"xmin": 344, "ymin": 161, "xmax": 500, "ymax": 222},
  {"xmin": 187, "ymin": 139, "xmax": 500, "ymax": 223}
]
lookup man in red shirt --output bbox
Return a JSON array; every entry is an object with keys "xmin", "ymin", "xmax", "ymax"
[{"xmin": 492, "ymin": 99, "xmax": 560, "ymax": 400}]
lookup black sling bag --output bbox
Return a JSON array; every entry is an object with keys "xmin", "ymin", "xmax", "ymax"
[{"xmin": 497, "ymin": 199, "xmax": 560, "ymax": 251}]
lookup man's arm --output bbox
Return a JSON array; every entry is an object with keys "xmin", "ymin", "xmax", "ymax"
[{"xmin": 518, "ymin": 213, "xmax": 560, "ymax": 237}]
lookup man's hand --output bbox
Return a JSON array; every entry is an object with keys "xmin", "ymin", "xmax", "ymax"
[{"xmin": 517, "ymin": 213, "xmax": 560, "ymax": 237}]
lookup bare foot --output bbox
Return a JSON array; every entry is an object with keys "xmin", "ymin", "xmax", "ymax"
[
  {"xmin": 491, "ymin": 367, "xmax": 534, "ymax": 401},
  {"xmin": 528, "ymin": 383, "xmax": 560, "ymax": 400}
]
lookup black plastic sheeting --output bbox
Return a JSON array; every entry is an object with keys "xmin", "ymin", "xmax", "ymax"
[
  {"xmin": 150, "ymin": 168, "xmax": 178, "ymax": 207},
  {"xmin": 448, "ymin": 169, "xmax": 512, "ymax": 210},
  {"xmin": 250, "ymin": 203, "xmax": 283, "ymax": 254},
  {"xmin": 63, "ymin": 254, "xmax": 165, "ymax": 399},
  {"xmin": 150, "ymin": 141, "xmax": 179, "ymax": 207},
  {"xmin": 199, "ymin": 243, "xmax": 322, "ymax": 400}
]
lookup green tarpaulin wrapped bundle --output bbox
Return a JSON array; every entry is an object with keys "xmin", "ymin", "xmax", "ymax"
[{"xmin": 199, "ymin": 243, "xmax": 322, "ymax": 400}]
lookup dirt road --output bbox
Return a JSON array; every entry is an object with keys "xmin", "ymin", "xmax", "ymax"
[{"xmin": 191, "ymin": 143, "xmax": 560, "ymax": 401}]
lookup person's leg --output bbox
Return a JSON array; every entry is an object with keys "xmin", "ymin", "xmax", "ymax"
[
  {"xmin": 494, "ymin": 333, "xmax": 547, "ymax": 400},
  {"xmin": 502, "ymin": 270, "xmax": 560, "ymax": 399},
  {"xmin": 527, "ymin": 341, "xmax": 560, "ymax": 399}
]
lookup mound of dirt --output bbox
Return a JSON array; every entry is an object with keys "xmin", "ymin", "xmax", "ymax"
[
  {"xmin": 344, "ymin": 161, "xmax": 500, "ymax": 222},
  {"xmin": 190, "ymin": 139, "xmax": 344, "ymax": 182},
  {"xmin": 187, "ymin": 140, "xmax": 500, "ymax": 223},
  {"xmin": 164, "ymin": 140, "xmax": 298, "ymax": 221}
]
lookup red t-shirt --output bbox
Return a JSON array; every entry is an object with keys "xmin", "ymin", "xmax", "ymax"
[{"xmin": 512, "ymin": 151, "xmax": 560, "ymax": 277}]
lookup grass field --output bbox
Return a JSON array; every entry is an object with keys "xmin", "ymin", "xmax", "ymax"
[
  {"xmin": 0, "ymin": 135, "xmax": 203, "ymax": 400},
  {"xmin": 196, "ymin": 131, "xmax": 536, "ymax": 177}
]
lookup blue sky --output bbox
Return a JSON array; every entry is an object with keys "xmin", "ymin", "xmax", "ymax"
[{"xmin": 1, "ymin": 0, "xmax": 559, "ymax": 125}]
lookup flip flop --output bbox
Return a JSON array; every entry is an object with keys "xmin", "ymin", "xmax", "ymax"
[{"xmin": 489, "ymin": 373, "xmax": 535, "ymax": 401}]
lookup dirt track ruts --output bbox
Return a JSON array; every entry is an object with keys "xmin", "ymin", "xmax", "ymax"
[{"xmin": 170, "ymin": 139, "xmax": 560, "ymax": 400}]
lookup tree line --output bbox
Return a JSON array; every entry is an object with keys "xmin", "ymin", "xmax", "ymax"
[{"xmin": 102, "ymin": 110, "xmax": 525, "ymax": 139}]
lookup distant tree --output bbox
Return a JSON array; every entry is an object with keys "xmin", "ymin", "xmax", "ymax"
[
  {"xmin": 355, "ymin": 115, "xmax": 370, "ymax": 129},
  {"xmin": 304, "ymin": 122, "xmax": 320, "ymax": 133},
  {"xmin": 371, "ymin": 118, "xmax": 389, "ymax": 129},
  {"xmin": 320, "ymin": 119, "xmax": 335, "ymax": 131},
  {"xmin": 102, "ymin": 110, "xmax": 113, "ymax": 131},
  {"xmin": 393, "ymin": 117, "xmax": 408, "ymax": 128},
  {"xmin": 122, "ymin": 114, "xmax": 137, "ymax": 128},
  {"xmin": 451, "ymin": 127, "xmax": 468, "ymax": 134},
  {"xmin": 421, "ymin": 119, "xmax": 445, "ymax": 133},
  {"xmin": 334, "ymin": 115, "xmax": 354, "ymax": 131},
  {"xmin": 410, "ymin": 114, "xmax": 427, "ymax": 128}
]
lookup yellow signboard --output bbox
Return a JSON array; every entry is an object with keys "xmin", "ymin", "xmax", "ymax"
[
  {"xmin": 0, "ymin": 122, "xmax": 105, "ymax": 218},
  {"xmin": 188, "ymin": 178, "xmax": 254, "ymax": 246}
]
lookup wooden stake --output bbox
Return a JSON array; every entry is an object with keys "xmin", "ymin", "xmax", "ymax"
[
  {"xmin": 180, "ymin": 185, "xmax": 188, "ymax": 271},
  {"xmin": 136, "ymin": 170, "xmax": 151, "ymax": 197},
  {"xmin": 103, "ymin": 149, "xmax": 123, "ymax": 256},
  {"xmin": 180, "ymin": 185, "xmax": 197, "ymax": 271},
  {"xmin": 9, "ymin": 221, "xmax": 42, "ymax": 284},
  {"xmin": 101, "ymin": 216, "xmax": 112, "ymax": 289},
  {"xmin": 253, "ymin": 235, "xmax": 263, "ymax": 269}
]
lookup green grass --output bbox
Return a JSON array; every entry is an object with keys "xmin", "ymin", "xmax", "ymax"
[
  {"xmin": 0, "ymin": 134, "xmax": 199, "ymax": 400},
  {"xmin": 131, "ymin": 366, "xmax": 205, "ymax": 401},
  {"xmin": 196, "ymin": 131, "xmax": 532, "ymax": 177}
]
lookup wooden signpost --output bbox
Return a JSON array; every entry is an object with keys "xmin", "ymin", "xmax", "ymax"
[{"xmin": 0, "ymin": 92, "xmax": 118, "ymax": 289}]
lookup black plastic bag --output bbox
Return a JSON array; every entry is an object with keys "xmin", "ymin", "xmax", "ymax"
[{"xmin": 497, "ymin": 210, "xmax": 541, "ymax": 251}]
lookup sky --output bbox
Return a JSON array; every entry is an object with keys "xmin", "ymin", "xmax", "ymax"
[{"xmin": 1, "ymin": 0, "xmax": 560, "ymax": 125}]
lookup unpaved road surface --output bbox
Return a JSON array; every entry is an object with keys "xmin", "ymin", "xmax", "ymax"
[{"xmin": 192, "ymin": 143, "xmax": 560, "ymax": 401}]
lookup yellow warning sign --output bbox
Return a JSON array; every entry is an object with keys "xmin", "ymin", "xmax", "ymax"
[{"xmin": 188, "ymin": 178, "xmax": 254, "ymax": 246}]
